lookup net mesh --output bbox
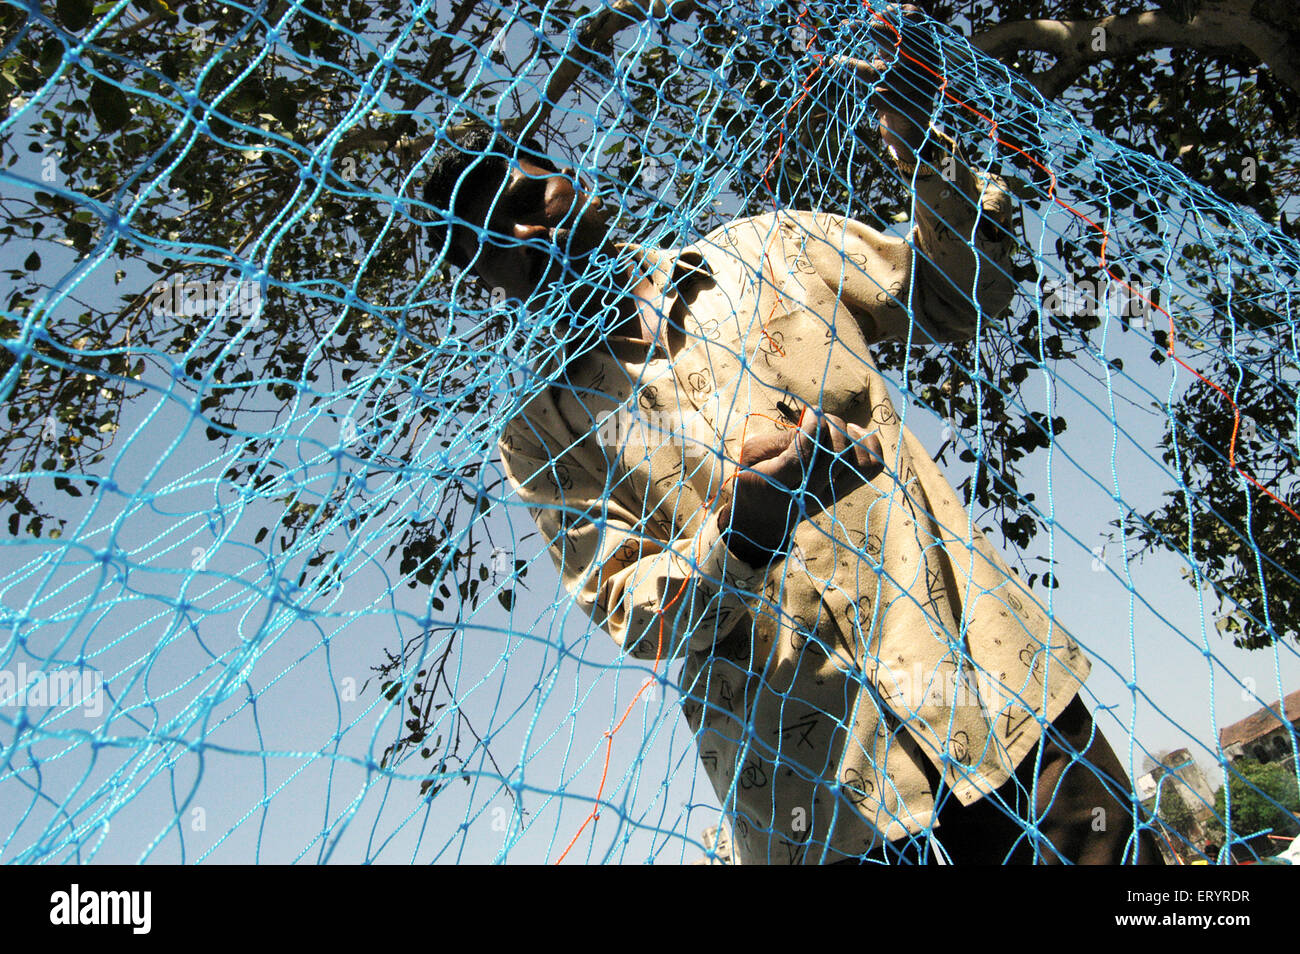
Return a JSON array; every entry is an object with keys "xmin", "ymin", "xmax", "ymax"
[{"xmin": 1, "ymin": 0, "xmax": 1298, "ymax": 863}]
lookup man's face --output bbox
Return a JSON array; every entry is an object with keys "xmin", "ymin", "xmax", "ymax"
[{"xmin": 457, "ymin": 156, "xmax": 611, "ymax": 302}]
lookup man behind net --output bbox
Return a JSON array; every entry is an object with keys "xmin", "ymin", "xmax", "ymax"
[{"xmin": 423, "ymin": 10, "xmax": 1163, "ymax": 865}]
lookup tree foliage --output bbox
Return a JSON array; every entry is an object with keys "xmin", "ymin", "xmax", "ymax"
[
  {"xmin": 936, "ymin": 1, "xmax": 1300, "ymax": 648},
  {"xmin": 1148, "ymin": 775, "xmax": 1200, "ymax": 842},
  {"xmin": 2, "ymin": 0, "xmax": 1299, "ymax": 788},
  {"xmin": 1212, "ymin": 758, "xmax": 1300, "ymax": 856}
]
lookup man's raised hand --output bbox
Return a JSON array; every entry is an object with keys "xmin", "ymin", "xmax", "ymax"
[{"xmin": 833, "ymin": 4, "xmax": 942, "ymax": 163}]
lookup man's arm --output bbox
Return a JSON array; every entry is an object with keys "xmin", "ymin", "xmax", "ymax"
[
  {"xmin": 800, "ymin": 8, "xmax": 1016, "ymax": 344},
  {"xmin": 785, "ymin": 148, "xmax": 1015, "ymax": 347},
  {"xmin": 499, "ymin": 413, "xmax": 757, "ymax": 661}
]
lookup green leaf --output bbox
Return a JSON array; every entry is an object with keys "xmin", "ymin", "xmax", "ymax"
[
  {"xmin": 58, "ymin": 0, "xmax": 95, "ymax": 31},
  {"xmin": 38, "ymin": 39, "xmax": 64, "ymax": 78},
  {"xmin": 23, "ymin": 251, "xmax": 39, "ymax": 271},
  {"xmin": 89, "ymin": 79, "xmax": 130, "ymax": 133},
  {"xmin": 266, "ymin": 77, "xmax": 299, "ymax": 127},
  {"xmin": 66, "ymin": 219, "xmax": 92, "ymax": 247}
]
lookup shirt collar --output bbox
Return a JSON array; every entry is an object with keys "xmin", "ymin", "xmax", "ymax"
[
  {"xmin": 532, "ymin": 240, "xmax": 712, "ymax": 374},
  {"xmin": 614, "ymin": 241, "xmax": 712, "ymax": 301}
]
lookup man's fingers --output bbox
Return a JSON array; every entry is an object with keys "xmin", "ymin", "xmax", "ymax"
[
  {"xmin": 741, "ymin": 409, "xmax": 887, "ymax": 497},
  {"xmin": 838, "ymin": 4, "xmax": 941, "ymax": 127},
  {"xmin": 822, "ymin": 416, "xmax": 856, "ymax": 458},
  {"xmin": 831, "ymin": 53, "xmax": 880, "ymax": 80},
  {"xmin": 847, "ymin": 426, "xmax": 885, "ymax": 481},
  {"xmin": 789, "ymin": 406, "xmax": 826, "ymax": 470},
  {"xmin": 789, "ymin": 413, "xmax": 861, "ymax": 485},
  {"xmin": 808, "ymin": 418, "xmax": 887, "ymax": 491},
  {"xmin": 826, "ymin": 421, "xmax": 882, "ymax": 482},
  {"xmin": 738, "ymin": 429, "xmax": 796, "ymax": 468}
]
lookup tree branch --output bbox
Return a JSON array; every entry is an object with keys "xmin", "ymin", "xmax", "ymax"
[
  {"xmin": 972, "ymin": 0, "xmax": 1300, "ymax": 99},
  {"xmin": 334, "ymin": 0, "xmax": 482, "ymax": 157},
  {"xmin": 361, "ymin": 0, "xmax": 700, "ymax": 167},
  {"xmin": 511, "ymin": 0, "xmax": 699, "ymax": 140}
]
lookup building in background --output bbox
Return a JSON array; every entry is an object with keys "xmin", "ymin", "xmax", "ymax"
[
  {"xmin": 692, "ymin": 820, "xmax": 735, "ymax": 865},
  {"xmin": 1220, "ymin": 689, "xmax": 1300, "ymax": 767},
  {"xmin": 1138, "ymin": 747, "xmax": 1221, "ymax": 861}
]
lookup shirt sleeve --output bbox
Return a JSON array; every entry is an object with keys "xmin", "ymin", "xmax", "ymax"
[
  {"xmin": 498, "ymin": 413, "xmax": 758, "ymax": 662},
  {"xmin": 793, "ymin": 128, "xmax": 1017, "ymax": 344}
]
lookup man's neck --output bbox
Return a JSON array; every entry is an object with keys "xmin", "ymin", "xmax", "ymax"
[
  {"xmin": 552, "ymin": 239, "xmax": 692, "ymax": 368},
  {"xmin": 566, "ymin": 264, "xmax": 663, "ymax": 345}
]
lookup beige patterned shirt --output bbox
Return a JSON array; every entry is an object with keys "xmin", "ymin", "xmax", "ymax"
[{"xmin": 498, "ymin": 137, "xmax": 1090, "ymax": 864}]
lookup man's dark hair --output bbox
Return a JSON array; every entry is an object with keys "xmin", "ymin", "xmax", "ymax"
[{"xmin": 422, "ymin": 124, "xmax": 556, "ymax": 270}]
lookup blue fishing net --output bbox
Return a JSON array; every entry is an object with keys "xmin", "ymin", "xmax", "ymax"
[{"xmin": 1, "ymin": 0, "xmax": 1297, "ymax": 863}]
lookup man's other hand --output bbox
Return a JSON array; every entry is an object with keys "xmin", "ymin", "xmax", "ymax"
[{"xmin": 718, "ymin": 408, "xmax": 885, "ymax": 565}]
